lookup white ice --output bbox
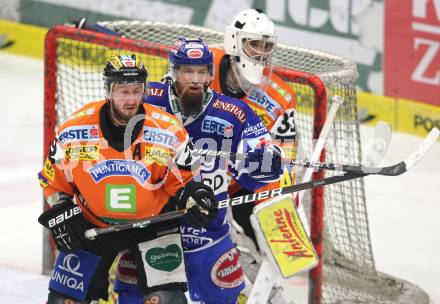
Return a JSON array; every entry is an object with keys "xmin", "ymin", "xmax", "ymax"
[{"xmin": 0, "ymin": 52, "xmax": 439, "ymax": 303}]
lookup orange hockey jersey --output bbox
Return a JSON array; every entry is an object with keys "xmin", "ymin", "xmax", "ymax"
[
  {"xmin": 39, "ymin": 100, "xmax": 197, "ymax": 227},
  {"xmin": 210, "ymin": 48, "xmax": 296, "ymax": 139},
  {"xmin": 210, "ymin": 48, "xmax": 298, "ymax": 193}
]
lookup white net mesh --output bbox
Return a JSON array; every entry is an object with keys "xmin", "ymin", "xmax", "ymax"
[{"xmin": 43, "ymin": 21, "xmax": 429, "ymax": 304}]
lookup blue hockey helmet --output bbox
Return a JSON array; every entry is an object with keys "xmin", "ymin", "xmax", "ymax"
[{"xmin": 169, "ymin": 37, "xmax": 214, "ymax": 82}]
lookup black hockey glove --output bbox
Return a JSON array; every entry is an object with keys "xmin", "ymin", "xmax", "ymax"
[
  {"xmin": 38, "ymin": 200, "xmax": 90, "ymax": 252},
  {"xmin": 174, "ymin": 181, "xmax": 218, "ymax": 228}
]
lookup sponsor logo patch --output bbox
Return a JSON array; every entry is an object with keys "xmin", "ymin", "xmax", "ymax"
[
  {"xmin": 145, "ymin": 245, "xmax": 182, "ymax": 272},
  {"xmin": 65, "ymin": 145, "xmax": 99, "ymax": 161},
  {"xmin": 116, "ymin": 250, "xmax": 138, "ymax": 284},
  {"xmin": 145, "ymin": 146, "xmax": 172, "ymax": 165},
  {"xmin": 201, "ymin": 116, "xmax": 234, "ymax": 137},
  {"xmin": 88, "ymin": 160, "xmax": 151, "ymax": 185},
  {"xmin": 243, "ymin": 121, "xmax": 266, "ymax": 137},
  {"xmin": 50, "ymin": 250, "xmax": 100, "ymax": 301},
  {"xmin": 143, "ymin": 127, "xmax": 180, "ymax": 148},
  {"xmin": 212, "ymin": 99, "xmax": 246, "ymax": 123},
  {"xmin": 44, "ymin": 159, "xmax": 55, "ymax": 181},
  {"xmin": 257, "ymin": 197, "xmax": 318, "ymax": 277},
  {"xmin": 248, "ymin": 88, "xmax": 282, "ymax": 120},
  {"xmin": 148, "ymin": 88, "xmax": 164, "ymax": 97},
  {"xmin": 59, "ymin": 125, "xmax": 99, "ymax": 144},
  {"xmin": 210, "ymin": 248, "xmax": 244, "ymax": 288},
  {"xmin": 186, "ymin": 49, "xmax": 203, "ymax": 58}
]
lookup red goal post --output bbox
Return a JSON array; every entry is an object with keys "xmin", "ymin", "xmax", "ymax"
[{"xmin": 43, "ymin": 23, "xmax": 429, "ymax": 304}]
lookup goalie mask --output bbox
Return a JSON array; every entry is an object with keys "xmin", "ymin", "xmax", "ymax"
[
  {"xmin": 168, "ymin": 38, "xmax": 214, "ymax": 117},
  {"xmin": 103, "ymin": 54, "xmax": 148, "ymax": 99},
  {"xmin": 224, "ymin": 9, "xmax": 276, "ymax": 88}
]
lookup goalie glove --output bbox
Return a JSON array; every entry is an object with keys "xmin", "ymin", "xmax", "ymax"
[
  {"xmin": 245, "ymin": 143, "xmax": 284, "ymax": 182},
  {"xmin": 38, "ymin": 200, "xmax": 91, "ymax": 252},
  {"xmin": 173, "ymin": 181, "xmax": 218, "ymax": 228}
]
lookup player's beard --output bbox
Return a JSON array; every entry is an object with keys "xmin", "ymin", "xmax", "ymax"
[
  {"xmin": 109, "ymin": 100, "xmax": 140, "ymax": 126},
  {"xmin": 176, "ymin": 82, "xmax": 205, "ymax": 117}
]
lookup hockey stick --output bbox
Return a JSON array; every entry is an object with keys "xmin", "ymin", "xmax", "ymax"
[
  {"xmin": 84, "ymin": 210, "xmax": 185, "ymax": 239},
  {"xmin": 219, "ymin": 127, "xmax": 438, "ymax": 208},
  {"xmin": 194, "ymin": 126, "xmax": 439, "ymax": 177},
  {"xmin": 84, "ymin": 127, "xmax": 438, "ymax": 239}
]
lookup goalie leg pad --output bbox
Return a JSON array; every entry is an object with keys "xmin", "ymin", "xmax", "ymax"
[{"xmin": 185, "ymin": 234, "xmax": 245, "ymax": 303}]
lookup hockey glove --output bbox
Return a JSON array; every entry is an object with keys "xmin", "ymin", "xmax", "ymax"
[
  {"xmin": 174, "ymin": 181, "xmax": 218, "ymax": 228},
  {"xmin": 246, "ymin": 144, "xmax": 284, "ymax": 182},
  {"xmin": 38, "ymin": 200, "xmax": 90, "ymax": 252}
]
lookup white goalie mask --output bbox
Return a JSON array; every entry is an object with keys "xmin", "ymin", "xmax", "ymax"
[{"xmin": 224, "ymin": 9, "xmax": 276, "ymax": 87}]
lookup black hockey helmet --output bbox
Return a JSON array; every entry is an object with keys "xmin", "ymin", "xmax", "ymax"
[{"xmin": 103, "ymin": 54, "xmax": 148, "ymax": 96}]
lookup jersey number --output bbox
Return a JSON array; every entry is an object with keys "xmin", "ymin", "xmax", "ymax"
[{"xmin": 276, "ymin": 109, "xmax": 296, "ymax": 140}]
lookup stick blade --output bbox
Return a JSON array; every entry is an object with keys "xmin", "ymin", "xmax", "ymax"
[
  {"xmin": 362, "ymin": 121, "xmax": 392, "ymax": 167},
  {"xmin": 404, "ymin": 127, "xmax": 439, "ymax": 170}
]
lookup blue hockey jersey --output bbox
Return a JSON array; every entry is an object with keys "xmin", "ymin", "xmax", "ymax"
[{"xmin": 145, "ymin": 82, "xmax": 273, "ymax": 250}]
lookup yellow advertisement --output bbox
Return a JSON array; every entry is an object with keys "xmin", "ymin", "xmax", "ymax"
[
  {"xmin": 0, "ymin": 19, "xmax": 47, "ymax": 58},
  {"xmin": 357, "ymin": 91, "xmax": 397, "ymax": 129},
  {"xmin": 397, "ymin": 98, "xmax": 440, "ymax": 138},
  {"xmin": 256, "ymin": 196, "xmax": 318, "ymax": 278}
]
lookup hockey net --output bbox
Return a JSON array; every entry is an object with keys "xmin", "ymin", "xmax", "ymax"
[{"xmin": 43, "ymin": 22, "xmax": 429, "ymax": 304}]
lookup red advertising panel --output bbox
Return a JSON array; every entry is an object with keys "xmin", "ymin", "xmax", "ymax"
[{"xmin": 385, "ymin": 0, "xmax": 440, "ymax": 106}]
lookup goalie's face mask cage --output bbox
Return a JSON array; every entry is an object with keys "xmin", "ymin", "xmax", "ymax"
[
  {"xmin": 168, "ymin": 37, "xmax": 214, "ymax": 87},
  {"xmin": 224, "ymin": 8, "xmax": 277, "ymax": 86},
  {"xmin": 103, "ymin": 54, "xmax": 148, "ymax": 100}
]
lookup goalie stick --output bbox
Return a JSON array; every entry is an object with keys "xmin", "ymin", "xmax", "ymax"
[{"xmin": 84, "ymin": 127, "xmax": 438, "ymax": 239}]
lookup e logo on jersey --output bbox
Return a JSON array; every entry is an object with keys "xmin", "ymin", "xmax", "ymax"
[
  {"xmin": 143, "ymin": 127, "xmax": 180, "ymax": 148},
  {"xmin": 201, "ymin": 116, "xmax": 234, "ymax": 137},
  {"xmin": 88, "ymin": 160, "xmax": 151, "ymax": 185},
  {"xmin": 106, "ymin": 184, "xmax": 136, "ymax": 213},
  {"xmin": 59, "ymin": 125, "xmax": 99, "ymax": 144}
]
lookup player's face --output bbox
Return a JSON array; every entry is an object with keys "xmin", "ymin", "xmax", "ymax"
[
  {"xmin": 175, "ymin": 65, "xmax": 211, "ymax": 116},
  {"xmin": 242, "ymin": 38, "xmax": 274, "ymax": 63},
  {"xmin": 109, "ymin": 83, "xmax": 144, "ymax": 125}
]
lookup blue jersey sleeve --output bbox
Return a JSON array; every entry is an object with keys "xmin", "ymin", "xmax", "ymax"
[{"xmin": 227, "ymin": 98, "xmax": 273, "ymax": 191}]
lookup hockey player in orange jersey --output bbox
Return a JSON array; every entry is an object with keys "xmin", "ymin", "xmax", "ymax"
[
  {"xmin": 210, "ymin": 8, "xmax": 298, "ymax": 287},
  {"xmin": 37, "ymin": 54, "xmax": 218, "ymax": 303}
]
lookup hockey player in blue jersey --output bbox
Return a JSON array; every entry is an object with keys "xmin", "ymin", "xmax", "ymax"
[{"xmin": 113, "ymin": 38, "xmax": 284, "ymax": 304}]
